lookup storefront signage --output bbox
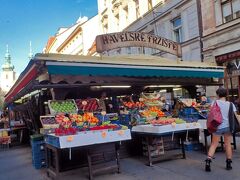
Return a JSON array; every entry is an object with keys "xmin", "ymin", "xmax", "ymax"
[
  {"xmin": 216, "ymin": 50, "xmax": 240, "ymax": 63},
  {"xmin": 96, "ymin": 32, "xmax": 182, "ymax": 56}
]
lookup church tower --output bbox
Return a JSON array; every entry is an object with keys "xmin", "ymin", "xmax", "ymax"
[{"xmin": 1, "ymin": 45, "xmax": 16, "ymax": 92}]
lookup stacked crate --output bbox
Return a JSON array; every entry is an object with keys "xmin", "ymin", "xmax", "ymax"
[
  {"xmin": 142, "ymin": 137, "xmax": 164, "ymax": 157},
  {"xmin": 31, "ymin": 135, "xmax": 46, "ymax": 169}
]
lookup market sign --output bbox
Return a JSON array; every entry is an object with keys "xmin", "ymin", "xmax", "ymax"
[{"xmin": 96, "ymin": 32, "xmax": 182, "ymax": 56}]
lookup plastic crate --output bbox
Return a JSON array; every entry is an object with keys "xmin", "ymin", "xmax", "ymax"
[
  {"xmin": 31, "ymin": 139, "xmax": 46, "ymax": 169},
  {"xmin": 32, "ymin": 158, "xmax": 46, "ymax": 169},
  {"xmin": 184, "ymin": 142, "xmax": 202, "ymax": 151},
  {"xmin": 30, "ymin": 134, "xmax": 44, "ymax": 142},
  {"xmin": 40, "ymin": 116, "xmax": 59, "ymax": 129},
  {"xmin": 44, "ymin": 135, "xmax": 60, "ymax": 148}
]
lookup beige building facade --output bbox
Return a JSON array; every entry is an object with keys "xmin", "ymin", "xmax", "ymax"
[
  {"xmin": 44, "ymin": 15, "xmax": 100, "ymax": 56},
  {"xmin": 98, "ymin": 0, "xmax": 164, "ymax": 34},
  {"xmin": 201, "ymin": 0, "xmax": 240, "ymax": 98},
  {"xmin": 103, "ymin": 0, "xmax": 202, "ymax": 62}
]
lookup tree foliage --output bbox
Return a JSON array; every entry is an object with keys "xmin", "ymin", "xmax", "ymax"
[{"xmin": 0, "ymin": 89, "xmax": 6, "ymax": 110}]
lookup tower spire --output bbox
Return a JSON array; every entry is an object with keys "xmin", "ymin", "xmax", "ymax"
[
  {"xmin": 5, "ymin": 44, "xmax": 11, "ymax": 63},
  {"xmin": 2, "ymin": 44, "xmax": 14, "ymax": 71},
  {"xmin": 28, "ymin": 41, "xmax": 33, "ymax": 60}
]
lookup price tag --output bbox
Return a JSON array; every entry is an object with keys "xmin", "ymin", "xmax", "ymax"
[
  {"xmin": 171, "ymin": 122, "xmax": 176, "ymax": 128},
  {"xmin": 118, "ymin": 130, "xmax": 124, "ymax": 136},
  {"xmin": 101, "ymin": 131, "xmax": 107, "ymax": 138},
  {"xmin": 67, "ymin": 136, "xmax": 74, "ymax": 142}
]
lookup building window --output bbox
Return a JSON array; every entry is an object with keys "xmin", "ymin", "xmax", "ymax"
[
  {"xmin": 123, "ymin": 6, "xmax": 128, "ymax": 24},
  {"xmin": 134, "ymin": 0, "xmax": 140, "ymax": 18},
  {"xmin": 221, "ymin": 0, "xmax": 240, "ymax": 23},
  {"xmin": 148, "ymin": 0, "xmax": 153, "ymax": 10},
  {"xmin": 115, "ymin": 14, "xmax": 120, "ymax": 29},
  {"xmin": 233, "ymin": 0, "xmax": 240, "ymax": 18},
  {"xmin": 172, "ymin": 17, "xmax": 182, "ymax": 43},
  {"xmin": 103, "ymin": 24, "xmax": 108, "ymax": 34},
  {"xmin": 6, "ymin": 74, "xmax": 8, "ymax": 79}
]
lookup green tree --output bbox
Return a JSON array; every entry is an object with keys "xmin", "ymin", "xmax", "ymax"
[{"xmin": 0, "ymin": 88, "xmax": 6, "ymax": 110}]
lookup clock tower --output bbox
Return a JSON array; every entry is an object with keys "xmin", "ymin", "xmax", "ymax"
[{"xmin": 1, "ymin": 45, "xmax": 16, "ymax": 92}]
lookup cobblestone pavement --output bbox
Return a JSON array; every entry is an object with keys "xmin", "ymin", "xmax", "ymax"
[{"xmin": 1, "ymin": 143, "xmax": 240, "ymax": 180}]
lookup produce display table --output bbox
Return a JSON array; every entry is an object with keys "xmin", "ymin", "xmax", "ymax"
[
  {"xmin": 132, "ymin": 123, "xmax": 201, "ymax": 166},
  {"xmin": 10, "ymin": 126, "xmax": 27, "ymax": 145},
  {"xmin": 45, "ymin": 129, "xmax": 131, "ymax": 180}
]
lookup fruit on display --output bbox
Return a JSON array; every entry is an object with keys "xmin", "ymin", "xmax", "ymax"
[
  {"xmin": 150, "ymin": 117, "xmax": 186, "ymax": 125},
  {"xmin": 89, "ymin": 124, "xmax": 118, "ymax": 131},
  {"xmin": 141, "ymin": 106, "xmax": 165, "ymax": 118},
  {"xmin": 150, "ymin": 118, "xmax": 175, "ymax": 125},
  {"xmin": 40, "ymin": 116, "xmax": 59, "ymax": 129},
  {"xmin": 82, "ymin": 112, "xmax": 99, "ymax": 125},
  {"xmin": 174, "ymin": 118, "xmax": 186, "ymax": 124},
  {"xmin": 69, "ymin": 114, "xmax": 84, "ymax": 126},
  {"xmin": 55, "ymin": 127, "xmax": 77, "ymax": 136},
  {"xmin": 55, "ymin": 114, "xmax": 72, "ymax": 128},
  {"xmin": 49, "ymin": 100, "xmax": 77, "ymax": 114},
  {"xmin": 141, "ymin": 96, "xmax": 163, "ymax": 107},
  {"xmin": 106, "ymin": 113, "xmax": 119, "ymax": 121},
  {"xmin": 123, "ymin": 101, "xmax": 145, "ymax": 109},
  {"xmin": 41, "ymin": 116, "xmax": 56, "ymax": 124},
  {"xmin": 75, "ymin": 98, "xmax": 99, "ymax": 112}
]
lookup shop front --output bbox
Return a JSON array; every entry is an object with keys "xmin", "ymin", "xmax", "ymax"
[
  {"xmin": 2, "ymin": 52, "xmax": 224, "ymax": 179},
  {"xmin": 216, "ymin": 50, "xmax": 240, "ymax": 110}
]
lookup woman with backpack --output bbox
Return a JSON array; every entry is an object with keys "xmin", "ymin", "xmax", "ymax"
[{"xmin": 205, "ymin": 87, "xmax": 239, "ymax": 172}]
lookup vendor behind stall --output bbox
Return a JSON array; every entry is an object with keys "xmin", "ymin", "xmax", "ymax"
[
  {"xmin": 98, "ymin": 92, "xmax": 107, "ymax": 112},
  {"xmin": 0, "ymin": 112, "xmax": 9, "ymax": 129}
]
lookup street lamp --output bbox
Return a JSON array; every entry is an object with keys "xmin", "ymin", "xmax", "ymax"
[{"xmin": 226, "ymin": 63, "xmax": 234, "ymax": 101}]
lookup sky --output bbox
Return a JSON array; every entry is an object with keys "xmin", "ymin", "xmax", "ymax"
[{"xmin": 0, "ymin": 0, "xmax": 98, "ymax": 74}]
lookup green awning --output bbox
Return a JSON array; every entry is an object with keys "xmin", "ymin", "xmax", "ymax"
[{"xmin": 46, "ymin": 62, "xmax": 224, "ymax": 78}]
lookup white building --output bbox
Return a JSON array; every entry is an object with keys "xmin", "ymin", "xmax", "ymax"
[
  {"xmin": 103, "ymin": 0, "xmax": 202, "ymax": 62},
  {"xmin": 44, "ymin": 15, "xmax": 100, "ymax": 56},
  {"xmin": 1, "ymin": 46, "xmax": 16, "ymax": 92},
  {"xmin": 98, "ymin": 0, "xmax": 164, "ymax": 34}
]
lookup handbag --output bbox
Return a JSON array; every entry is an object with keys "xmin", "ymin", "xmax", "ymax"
[
  {"xmin": 228, "ymin": 102, "xmax": 240, "ymax": 133},
  {"xmin": 207, "ymin": 101, "xmax": 223, "ymax": 133}
]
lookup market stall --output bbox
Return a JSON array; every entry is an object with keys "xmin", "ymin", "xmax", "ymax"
[
  {"xmin": 132, "ymin": 122, "xmax": 201, "ymax": 166},
  {"xmin": 3, "ymin": 53, "xmax": 224, "ymax": 178}
]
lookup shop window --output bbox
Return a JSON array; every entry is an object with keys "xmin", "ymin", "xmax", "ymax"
[
  {"xmin": 127, "ymin": 47, "xmax": 131, "ymax": 54},
  {"xmin": 172, "ymin": 17, "xmax": 182, "ymax": 43},
  {"xmin": 148, "ymin": 0, "xmax": 153, "ymax": 10},
  {"xmin": 221, "ymin": 0, "xmax": 240, "ymax": 23}
]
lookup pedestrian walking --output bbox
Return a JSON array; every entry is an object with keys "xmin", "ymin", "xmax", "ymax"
[{"xmin": 205, "ymin": 87, "xmax": 239, "ymax": 172}]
